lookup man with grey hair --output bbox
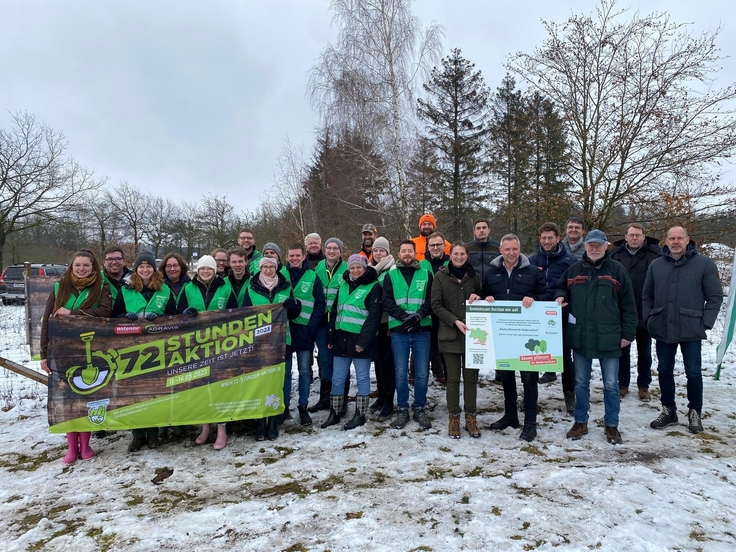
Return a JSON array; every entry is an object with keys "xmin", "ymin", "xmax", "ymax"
[
  {"xmin": 642, "ymin": 225, "xmax": 723, "ymax": 433},
  {"xmin": 304, "ymin": 233, "xmax": 325, "ymax": 269},
  {"xmin": 555, "ymin": 229, "xmax": 637, "ymax": 445}
]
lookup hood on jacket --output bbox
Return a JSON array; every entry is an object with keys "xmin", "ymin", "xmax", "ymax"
[
  {"xmin": 341, "ymin": 265, "xmax": 378, "ymax": 286},
  {"xmin": 611, "ymin": 235, "xmax": 661, "ymax": 253},
  {"xmin": 438, "ymin": 262, "xmax": 477, "ymax": 278},
  {"xmin": 534, "ymin": 242, "xmax": 571, "ymax": 259},
  {"xmin": 662, "ymin": 239, "xmax": 698, "ymax": 263}
]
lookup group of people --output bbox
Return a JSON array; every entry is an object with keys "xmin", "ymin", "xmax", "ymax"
[{"xmin": 38, "ymin": 214, "xmax": 723, "ymax": 464}]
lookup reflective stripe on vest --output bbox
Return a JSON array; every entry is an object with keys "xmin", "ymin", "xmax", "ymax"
[
  {"xmin": 387, "ymin": 267, "xmax": 432, "ymax": 329},
  {"xmin": 121, "ymin": 285, "xmax": 171, "ymax": 315},
  {"xmin": 247, "ymin": 286, "xmax": 292, "ymax": 345},
  {"xmin": 183, "ymin": 281, "xmax": 232, "ymax": 312},
  {"xmin": 335, "ymin": 280, "xmax": 375, "ymax": 334},
  {"xmin": 291, "ymin": 270, "xmax": 317, "ymax": 326},
  {"xmin": 315, "ymin": 259, "xmax": 344, "ymax": 316}
]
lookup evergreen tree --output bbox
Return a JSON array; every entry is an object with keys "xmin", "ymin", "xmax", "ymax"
[{"xmin": 417, "ymin": 48, "xmax": 490, "ymax": 242}]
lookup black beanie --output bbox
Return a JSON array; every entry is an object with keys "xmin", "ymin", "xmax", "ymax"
[{"xmin": 134, "ymin": 250, "xmax": 157, "ymax": 271}]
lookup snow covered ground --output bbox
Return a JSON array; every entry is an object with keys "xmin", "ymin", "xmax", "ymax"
[{"xmin": 1, "ymin": 303, "xmax": 735, "ymax": 552}]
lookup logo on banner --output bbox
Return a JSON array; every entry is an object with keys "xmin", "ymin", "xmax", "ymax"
[
  {"xmin": 87, "ymin": 398, "xmax": 110, "ymax": 425},
  {"xmin": 265, "ymin": 394, "xmax": 281, "ymax": 410}
]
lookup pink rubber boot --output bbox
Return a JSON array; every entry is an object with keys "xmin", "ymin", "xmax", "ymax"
[
  {"xmin": 195, "ymin": 424, "xmax": 210, "ymax": 445},
  {"xmin": 62, "ymin": 432, "xmax": 79, "ymax": 464},
  {"xmin": 79, "ymin": 432, "xmax": 95, "ymax": 460},
  {"xmin": 213, "ymin": 424, "xmax": 228, "ymax": 450}
]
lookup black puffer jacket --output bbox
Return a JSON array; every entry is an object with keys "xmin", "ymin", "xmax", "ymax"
[
  {"xmin": 328, "ymin": 267, "xmax": 382, "ymax": 359},
  {"xmin": 610, "ymin": 236, "xmax": 662, "ymax": 325},
  {"xmin": 642, "ymin": 241, "xmax": 723, "ymax": 343}
]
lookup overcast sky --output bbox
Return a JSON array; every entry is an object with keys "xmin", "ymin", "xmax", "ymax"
[{"xmin": 2, "ymin": 0, "xmax": 734, "ymax": 214}]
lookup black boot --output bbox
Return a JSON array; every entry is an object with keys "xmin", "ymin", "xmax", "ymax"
[
  {"xmin": 266, "ymin": 417, "xmax": 278, "ymax": 440},
  {"xmin": 298, "ymin": 405, "xmax": 312, "ymax": 427},
  {"xmin": 490, "ymin": 414, "xmax": 520, "ymax": 430},
  {"xmin": 378, "ymin": 392, "xmax": 395, "ymax": 420},
  {"xmin": 308, "ymin": 380, "xmax": 331, "ymax": 413},
  {"xmin": 369, "ymin": 395, "xmax": 385, "ymax": 411},
  {"xmin": 344, "ymin": 395, "xmax": 369, "ymax": 430},
  {"xmin": 520, "ymin": 421, "xmax": 537, "ymax": 442},
  {"xmin": 146, "ymin": 427, "xmax": 161, "ymax": 449},
  {"xmin": 320, "ymin": 395, "xmax": 344, "ymax": 429},
  {"xmin": 339, "ymin": 380, "xmax": 350, "ymax": 417},
  {"xmin": 128, "ymin": 429, "xmax": 146, "ymax": 452},
  {"xmin": 254, "ymin": 418, "xmax": 267, "ymax": 441}
]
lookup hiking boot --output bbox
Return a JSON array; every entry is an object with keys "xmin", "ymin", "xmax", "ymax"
[
  {"xmin": 538, "ymin": 372, "xmax": 557, "ymax": 384},
  {"xmin": 619, "ymin": 387, "xmax": 629, "ymax": 399},
  {"xmin": 393, "ymin": 407, "xmax": 410, "ymax": 429},
  {"xmin": 520, "ymin": 423, "xmax": 537, "ymax": 442},
  {"xmin": 489, "ymin": 414, "xmax": 520, "ymax": 431},
  {"xmin": 688, "ymin": 409, "xmax": 703, "ymax": 434},
  {"xmin": 413, "ymin": 408, "xmax": 432, "ymax": 430},
  {"xmin": 650, "ymin": 406, "xmax": 678, "ymax": 429},
  {"xmin": 465, "ymin": 413, "xmax": 481, "ymax": 438},
  {"xmin": 276, "ymin": 409, "xmax": 291, "ymax": 426},
  {"xmin": 566, "ymin": 422, "xmax": 588, "ymax": 440},
  {"xmin": 564, "ymin": 391, "xmax": 576, "ymax": 416},
  {"xmin": 605, "ymin": 425, "xmax": 622, "ymax": 445},
  {"xmin": 638, "ymin": 387, "xmax": 652, "ymax": 402},
  {"xmin": 298, "ymin": 405, "xmax": 313, "ymax": 427},
  {"xmin": 448, "ymin": 413, "xmax": 461, "ymax": 439}
]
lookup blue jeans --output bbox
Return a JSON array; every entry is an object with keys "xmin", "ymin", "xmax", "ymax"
[
  {"xmin": 331, "ymin": 356, "xmax": 371, "ymax": 396},
  {"xmin": 655, "ymin": 340, "xmax": 702, "ymax": 412},
  {"xmin": 314, "ymin": 326, "xmax": 333, "ymax": 382},
  {"xmin": 392, "ymin": 331, "xmax": 430, "ymax": 409},
  {"xmin": 285, "ymin": 349, "xmax": 313, "ymax": 408},
  {"xmin": 573, "ymin": 352, "xmax": 620, "ymax": 426}
]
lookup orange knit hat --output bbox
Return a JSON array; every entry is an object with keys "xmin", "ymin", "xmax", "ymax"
[{"xmin": 418, "ymin": 213, "xmax": 437, "ymax": 229}]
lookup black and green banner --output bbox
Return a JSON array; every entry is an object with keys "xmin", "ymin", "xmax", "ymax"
[{"xmin": 47, "ymin": 305, "xmax": 287, "ymax": 433}]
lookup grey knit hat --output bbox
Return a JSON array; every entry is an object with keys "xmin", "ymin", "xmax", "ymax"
[
  {"xmin": 325, "ymin": 237, "xmax": 344, "ymax": 253},
  {"xmin": 372, "ymin": 236, "xmax": 390, "ymax": 254},
  {"xmin": 134, "ymin": 250, "xmax": 157, "ymax": 271},
  {"xmin": 262, "ymin": 242, "xmax": 282, "ymax": 260}
]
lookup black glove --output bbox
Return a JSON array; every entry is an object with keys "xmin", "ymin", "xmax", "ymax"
[
  {"xmin": 283, "ymin": 297, "xmax": 299, "ymax": 311},
  {"xmin": 402, "ymin": 312, "xmax": 422, "ymax": 331},
  {"xmin": 144, "ymin": 312, "xmax": 158, "ymax": 321},
  {"xmin": 183, "ymin": 307, "xmax": 198, "ymax": 317},
  {"xmin": 124, "ymin": 312, "xmax": 138, "ymax": 321}
]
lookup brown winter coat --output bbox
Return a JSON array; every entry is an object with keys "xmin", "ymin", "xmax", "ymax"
[{"xmin": 430, "ymin": 263, "xmax": 482, "ymax": 355}]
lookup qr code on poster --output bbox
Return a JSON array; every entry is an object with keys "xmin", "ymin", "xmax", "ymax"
[{"xmin": 473, "ymin": 353, "xmax": 484, "ymax": 365}]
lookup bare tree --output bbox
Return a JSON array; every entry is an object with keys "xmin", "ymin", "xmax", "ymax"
[
  {"xmin": 270, "ymin": 137, "xmax": 314, "ymax": 243},
  {"xmin": 109, "ymin": 181, "xmax": 150, "ymax": 251},
  {"xmin": 145, "ymin": 196, "xmax": 179, "ymax": 256},
  {"xmin": 508, "ymin": 0, "xmax": 736, "ymax": 230},
  {"xmin": 0, "ymin": 112, "xmax": 100, "ymax": 268},
  {"xmin": 170, "ymin": 201, "xmax": 203, "ymax": 259},
  {"xmin": 200, "ymin": 193, "xmax": 239, "ymax": 250},
  {"xmin": 308, "ymin": 0, "xmax": 443, "ymax": 237}
]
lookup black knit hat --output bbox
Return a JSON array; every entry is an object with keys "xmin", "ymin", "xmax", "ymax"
[{"xmin": 134, "ymin": 250, "xmax": 157, "ymax": 271}]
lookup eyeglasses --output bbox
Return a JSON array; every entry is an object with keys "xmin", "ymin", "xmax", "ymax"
[
  {"xmin": 239, "ymin": 236, "xmax": 254, "ymax": 241},
  {"xmin": 428, "ymin": 243, "xmax": 444, "ymax": 248},
  {"xmin": 165, "ymin": 264, "xmax": 180, "ymax": 269},
  {"xmin": 105, "ymin": 257, "xmax": 123, "ymax": 263},
  {"xmin": 216, "ymin": 259, "xmax": 228, "ymax": 264}
]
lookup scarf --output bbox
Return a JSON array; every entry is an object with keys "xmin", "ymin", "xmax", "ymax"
[
  {"xmin": 70, "ymin": 271, "xmax": 99, "ymax": 292},
  {"xmin": 448, "ymin": 262, "xmax": 467, "ymax": 281},
  {"xmin": 258, "ymin": 271, "xmax": 279, "ymax": 291}
]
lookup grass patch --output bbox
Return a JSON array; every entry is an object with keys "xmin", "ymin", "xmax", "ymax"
[
  {"xmin": 0, "ymin": 449, "xmax": 58, "ymax": 472},
  {"xmin": 428, "ymin": 466, "xmax": 451, "ymax": 479},
  {"xmin": 151, "ymin": 490, "xmax": 207, "ymax": 513},
  {"xmin": 492, "ymin": 506, "xmax": 501, "ymax": 515},
  {"xmin": 257, "ymin": 481, "xmax": 309, "ymax": 499},
  {"xmin": 125, "ymin": 495, "xmax": 144, "ymax": 507},
  {"xmin": 313, "ymin": 474, "xmax": 344, "ymax": 492},
  {"xmin": 521, "ymin": 445, "xmax": 545, "ymax": 457}
]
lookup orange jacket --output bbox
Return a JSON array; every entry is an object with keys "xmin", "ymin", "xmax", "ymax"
[{"xmin": 411, "ymin": 235, "xmax": 451, "ymax": 261}]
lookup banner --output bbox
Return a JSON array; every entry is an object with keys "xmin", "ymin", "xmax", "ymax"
[
  {"xmin": 26, "ymin": 276, "xmax": 59, "ymax": 360},
  {"xmin": 465, "ymin": 300, "xmax": 563, "ymax": 373},
  {"xmin": 715, "ymin": 248, "xmax": 736, "ymax": 379},
  {"xmin": 47, "ymin": 305, "xmax": 287, "ymax": 433}
]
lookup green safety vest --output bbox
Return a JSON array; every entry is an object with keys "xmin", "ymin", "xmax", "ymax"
[
  {"xmin": 335, "ymin": 280, "xmax": 376, "ymax": 334},
  {"xmin": 102, "ymin": 273, "xmax": 124, "ymax": 301},
  {"xmin": 183, "ymin": 280, "xmax": 233, "ymax": 312},
  {"xmin": 247, "ymin": 286, "xmax": 292, "ymax": 345},
  {"xmin": 291, "ymin": 270, "xmax": 317, "ymax": 326},
  {"xmin": 53, "ymin": 282, "xmax": 95, "ymax": 310},
  {"xmin": 420, "ymin": 258, "xmax": 448, "ymax": 274},
  {"xmin": 229, "ymin": 276, "xmax": 251, "ymax": 307},
  {"xmin": 315, "ymin": 259, "xmax": 344, "ymax": 316},
  {"xmin": 387, "ymin": 267, "xmax": 432, "ymax": 329},
  {"xmin": 120, "ymin": 286, "xmax": 171, "ymax": 315}
]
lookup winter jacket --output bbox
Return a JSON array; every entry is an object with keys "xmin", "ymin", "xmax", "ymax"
[
  {"xmin": 528, "ymin": 243, "xmax": 577, "ymax": 293},
  {"xmin": 177, "ymin": 275, "xmax": 238, "ymax": 312},
  {"xmin": 226, "ymin": 272, "xmax": 251, "ymax": 307},
  {"xmin": 328, "ymin": 267, "xmax": 382, "ymax": 359},
  {"xmin": 555, "ymin": 251, "xmax": 637, "ymax": 359},
  {"xmin": 482, "ymin": 254, "xmax": 552, "ymax": 302},
  {"xmin": 641, "ymin": 240, "xmax": 723, "ymax": 343},
  {"xmin": 305, "ymin": 250, "xmax": 326, "ymax": 270},
  {"xmin": 163, "ymin": 273, "xmax": 191, "ymax": 301},
  {"xmin": 103, "ymin": 266, "xmax": 134, "ymax": 301},
  {"xmin": 610, "ymin": 236, "xmax": 662, "ymax": 324},
  {"xmin": 431, "ymin": 263, "xmax": 482, "ymax": 355},
  {"xmin": 466, "ymin": 237, "xmax": 500, "ymax": 283},
  {"xmin": 382, "ymin": 261, "xmax": 434, "ymax": 334},
  {"xmin": 288, "ymin": 265, "xmax": 326, "ymax": 352},
  {"xmin": 112, "ymin": 283, "xmax": 177, "ymax": 317},
  {"xmin": 561, "ymin": 237, "xmax": 585, "ymax": 260},
  {"xmin": 411, "ymin": 234, "xmax": 451, "ymax": 261},
  {"xmin": 420, "ymin": 254, "xmax": 449, "ymax": 275}
]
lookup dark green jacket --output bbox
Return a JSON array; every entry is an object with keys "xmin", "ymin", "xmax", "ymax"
[
  {"xmin": 554, "ymin": 251, "xmax": 637, "ymax": 359},
  {"xmin": 430, "ymin": 264, "xmax": 482, "ymax": 355}
]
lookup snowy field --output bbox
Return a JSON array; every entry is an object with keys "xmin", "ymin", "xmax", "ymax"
[{"xmin": 1, "ymin": 303, "xmax": 735, "ymax": 552}]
